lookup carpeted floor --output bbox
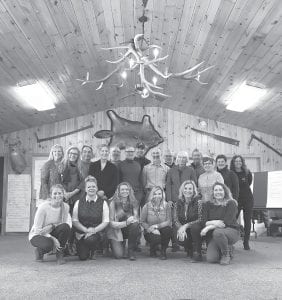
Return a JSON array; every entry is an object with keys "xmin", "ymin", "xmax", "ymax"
[{"xmin": 0, "ymin": 235, "xmax": 282, "ymax": 300}]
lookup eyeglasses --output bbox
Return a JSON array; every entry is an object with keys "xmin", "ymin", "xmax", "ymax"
[{"xmin": 203, "ymin": 162, "xmax": 212, "ymax": 165}]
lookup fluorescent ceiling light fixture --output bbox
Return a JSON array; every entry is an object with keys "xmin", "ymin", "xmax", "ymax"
[
  {"xmin": 13, "ymin": 81, "xmax": 56, "ymax": 111},
  {"xmin": 226, "ymin": 82, "xmax": 267, "ymax": 112}
]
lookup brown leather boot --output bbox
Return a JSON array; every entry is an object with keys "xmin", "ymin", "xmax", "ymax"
[
  {"xmin": 35, "ymin": 248, "xmax": 44, "ymax": 262},
  {"xmin": 220, "ymin": 251, "xmax": 231, "ymax": 265}
]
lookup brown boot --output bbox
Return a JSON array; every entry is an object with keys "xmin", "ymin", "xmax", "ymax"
[
  {"xmin": 191, "ymin": 252, "xmax": 203, "ymax": 263},
  {"xmin": 220, "ymin": 251, "xmax": 231, "ymax": 265},
  {"xmin": 35, "ymin": 248, "xmax": 44, "ymax": 262},
  {"xmin": 128, "ymin": 249, "xmax": 136, "ymax": 261},
  {"xmin": 56, "ymin": 248, "xmax": 66, "ymax": 265}
]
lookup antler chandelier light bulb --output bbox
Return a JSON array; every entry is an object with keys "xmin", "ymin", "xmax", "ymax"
[{"xmin": 76, "ymin": 34, "xmax": 214, "ymax": 98}]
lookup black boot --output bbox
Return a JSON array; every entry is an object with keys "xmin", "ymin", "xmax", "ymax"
[
  {"xmin": 150, "ymin": 245, "xmax": 157, "ymax": 257},
  {"xmin": 160, "ymin": 248, "xmax": 167, "ymax": 260},
  {"xmin": 243, "ymin": 240, "xmax": 250, "ymax": 250},
  {"xmin": 56, "ymin": 247, "xmax": 66, "ymax": 265},
  {"xmin": 35, "ymin": 248, "xmax": 44, "ymax": 262}
]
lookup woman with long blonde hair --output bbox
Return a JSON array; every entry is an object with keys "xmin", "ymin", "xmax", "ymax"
[
  {"xmin": 107, "ymin": 182, "xmax": 140, "ymax": 260},
  {"xmin": 39, "ymin": 144, "xmax": 64, "ymax": 200},
  {"xmin": 141, "ymin": 186, "xmax": 172, "ymax": 260},
  {"xmin": 174, "ymin": 180, "xmax": 203, "ymax": 262}
]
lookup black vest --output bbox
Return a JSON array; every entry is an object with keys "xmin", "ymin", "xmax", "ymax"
[{"xmin": 78, "ymin": 195, "xmax": 104, "ymax": 228}]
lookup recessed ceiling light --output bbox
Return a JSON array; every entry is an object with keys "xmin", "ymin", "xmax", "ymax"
[
  {"xmin": 226, "ymin": 81, "xmax": 267, "ymax": 112},
  {"xmin": 12, "ymin": 81, "xmax": 56, "ymax": 111}
]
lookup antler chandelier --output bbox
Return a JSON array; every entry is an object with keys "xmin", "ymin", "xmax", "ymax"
[{"xmin": 77, "ymin": 34, "xmax": 214, "ymax": 99}]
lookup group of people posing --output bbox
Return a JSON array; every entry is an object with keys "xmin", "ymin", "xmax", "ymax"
[{"xmin": 29, "ymin": 142, "xmax": 254, "ymax": 266}]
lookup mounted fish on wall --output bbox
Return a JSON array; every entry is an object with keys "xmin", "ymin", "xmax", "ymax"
[
  {"xmin": 8, "ymin": 139, "xmax": 27, "ymax": 174},
  {"xmin": 94, "ymin": 110, "xmax": 163, "ymax": 153}
]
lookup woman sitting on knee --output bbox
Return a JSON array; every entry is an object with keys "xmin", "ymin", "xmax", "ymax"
[
  {"xmin": 141, "ymin": 186, "xmax": 172, "ymax": 260},
  {"xmin": 174, "ymin": 180, "xmax": 203, "ymax": 262},
  {"xmin": 107, "ymin": 182, "xmax": 140, "ymax": 261},
  {"xmin": 72, "ymin": 176, "xmax": 109, "ymax": 261},
  {"xmin": 200, "ymin": 182, "xmax": 240, "ymax": 265},
  {"xmin": 29, "ymin": 184, "xmax": 71, "ymax": 264}
]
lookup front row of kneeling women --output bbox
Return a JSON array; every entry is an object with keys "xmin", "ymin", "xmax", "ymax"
[{"xmin": 29, "ymin": 176, "xmax": 240, "ymax": 265}]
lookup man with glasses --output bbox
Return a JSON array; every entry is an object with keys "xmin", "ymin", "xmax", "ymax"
[{"xmin": 142, "ymin": 148, "xmax": 169, "ymax": 204}]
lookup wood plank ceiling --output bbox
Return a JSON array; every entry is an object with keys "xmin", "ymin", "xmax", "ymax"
[{"xmin": 0, "ymin": 0, "xmax": 282, "ymax": 136}]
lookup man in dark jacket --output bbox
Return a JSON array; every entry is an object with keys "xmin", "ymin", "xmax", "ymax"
[{"xmin": 216, "ymin": 154, "xmax": 239, "ymax": 200}]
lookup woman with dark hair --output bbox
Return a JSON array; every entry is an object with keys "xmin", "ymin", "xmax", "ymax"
[
  {"xmin": 61, "ymin": 146, "xmax": 83, "ymax": 213},
  {"xmin": 230, "ymin": 155, "xmax": 254, "ymax": 250},
  {"xmin": 39, "ymin": 144, "xmax": 64, "ymax": 200},
  {"xmin": 200, "ymin": 182, "xmax": 240, "ymax": 265},
  {"xmin": 72, "ymin": 176, "xmax": 109, "ymax": 261},
  {"xmin": 198, "ymin": 156, "xmax": 224, "ymax": 202},
  {"xmin": 174, "ymin": 180, "xmax": 203, "ymax": 262},
  {"xmin": 29, "ymin": 184, "xmax": 71, "ymax": 264},
  {"xmin": 141, "ymin": 186, "xmax": 172, "ymax": 260},
  {"xmin": 107, "ymin": 182, "xmax": 140, "ymax": 261}
]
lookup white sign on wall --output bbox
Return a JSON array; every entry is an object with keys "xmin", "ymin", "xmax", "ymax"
[{"xmin": 6, "ymin": 174, "xmax": 31, "ymax": 232}]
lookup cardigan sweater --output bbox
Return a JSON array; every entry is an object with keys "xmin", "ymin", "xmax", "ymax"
[
  {"xmin": 89, "ymin": 160, "xmax": 118, "ymax": 199},
  {"xmin": 39, "ymin": 160, "xmax": 63, "ymax": 200}
]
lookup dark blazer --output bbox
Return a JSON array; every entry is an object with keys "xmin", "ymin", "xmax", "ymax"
[
  {"xmin": 88, "ymin": 160, "xmax": 118, "ymax": 199},
  {"xmin": 166, "ymin": 165, "xmax": 197, "ymax": 203},
  {"xmin": 217, "ymin": 166, "xmax": 239, "ymax": 200}
]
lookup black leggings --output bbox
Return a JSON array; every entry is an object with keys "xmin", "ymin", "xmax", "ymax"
[
  {"xmin": 30, "ymin": 223, "xmax": 70, "ymax": 253},
  {"xmin": 76, "ymin": 233, "xmax": 102, "ymax": 261},
  {"xmin": 237, "ymin": 200, "xmax": 253, "ymax": 242},
  {"xmin": 176, "ymin": 223, "xmax": 202, "ymax": 253},
  {"xmin": 144, "ymin": 226, "xmax": 172, "ymax": 250}
]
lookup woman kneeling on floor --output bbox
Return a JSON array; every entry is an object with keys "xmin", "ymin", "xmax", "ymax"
[
  {"xmin": 29, "ymin": 184, "xmax": 71, "ymax": 264},
  {"xmin": 141, "ymin": 186, "xmax": 172, "ymax": 260},
  {"xmin": 107, "ymin": 182, "xmax": 140, "ymax": 261},
  {"xmin": 72, "ymin": 176, "xmax": 109, "ymax": 261},
  {"xmin": 174, "ymin": 180, "xmax": 203, "ymax": 262},
  {"xmin": 200, "ymin": 182, "xmax": 240, "ymax": 265}
]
